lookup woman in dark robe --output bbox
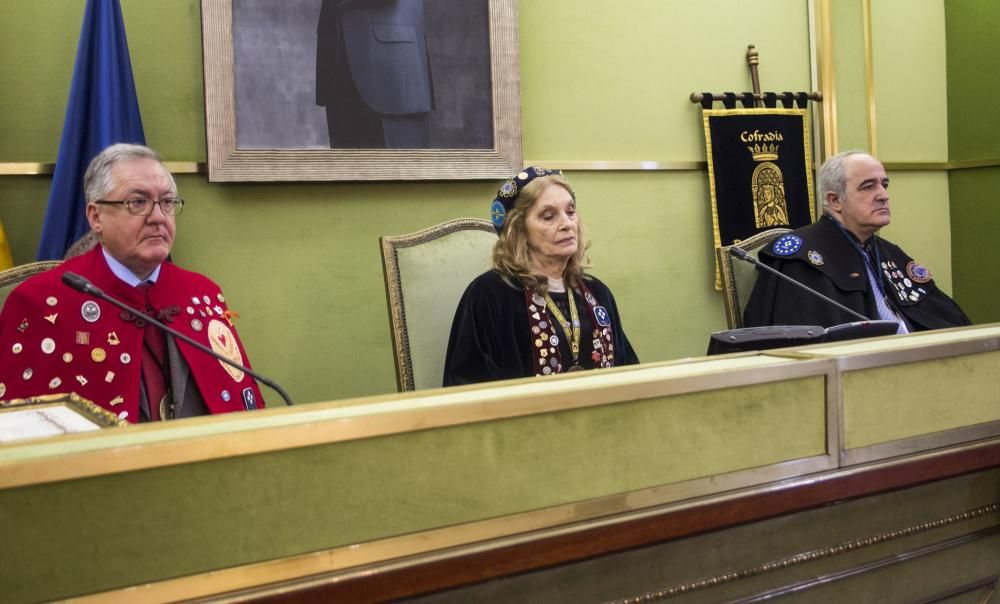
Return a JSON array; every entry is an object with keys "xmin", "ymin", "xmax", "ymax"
[{"xmin": 443, "ymin": 167, "xmax": 639, "ymax": 386}]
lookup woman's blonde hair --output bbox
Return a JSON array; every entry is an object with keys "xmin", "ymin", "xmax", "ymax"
[{"xmin": 492, "ymin": 174, "xmax": 590, "ymax": 293}]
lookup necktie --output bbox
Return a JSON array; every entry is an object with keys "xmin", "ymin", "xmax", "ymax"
[
  {"xmin": 139, "ymin": 282, "xmax": 170, "ymax": 420},
  {"xmin": 860, "ymin": 249, "xmax": 908, "ymax": 335}
]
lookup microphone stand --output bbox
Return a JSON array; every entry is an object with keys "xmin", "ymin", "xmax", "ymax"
[
  {"xmin": 729, "ymin": 246, "xmax": 871, "ymax": 322},
  {"xmin": 62, "ymin": 272, "xmax": 294, "ymax": 407}
]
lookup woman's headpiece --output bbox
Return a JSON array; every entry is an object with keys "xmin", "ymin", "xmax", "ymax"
[{"xmin": 490, "ymin": 166, "xmax": 562, "ymax": 234}]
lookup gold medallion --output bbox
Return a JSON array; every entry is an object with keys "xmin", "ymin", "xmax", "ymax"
[{"xmin": 207, "ymin": 319, "xmax": 245, "ymax": 382}]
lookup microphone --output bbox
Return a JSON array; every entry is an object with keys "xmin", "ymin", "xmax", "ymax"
[
  {"xmin": 61, "ymin": 272, "xmax": 294, "ymax": 407},
  {"xmin": 729, "ymin": 246, "xmax": 872, "ymax": 322}
]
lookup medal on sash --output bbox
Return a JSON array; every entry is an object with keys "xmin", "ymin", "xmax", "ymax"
[
  {"xmin": 524, "ymin": 280, "xmax": 616, "ymax": 376},
  {"xmin": 544, "ymin": 288, "xmax": 583, "ymax": 371}
]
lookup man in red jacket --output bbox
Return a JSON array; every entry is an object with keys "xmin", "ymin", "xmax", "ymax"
[{"xmin": 0, "ymin": 144, "xmax": 264, "ymax": 422}]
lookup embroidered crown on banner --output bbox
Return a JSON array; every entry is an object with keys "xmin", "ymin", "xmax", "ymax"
[
  {"xmin": 746, "ymin": 143, "xmax": 780, "ymax": 161},
  {"xmin": 741, "ymin": 130, "xmax": 783, "ymax": 162}
]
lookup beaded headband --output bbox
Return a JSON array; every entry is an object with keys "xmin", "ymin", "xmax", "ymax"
[{"xmin": 490, "ymin": 166, "xmax": 563, "ymax": 234}]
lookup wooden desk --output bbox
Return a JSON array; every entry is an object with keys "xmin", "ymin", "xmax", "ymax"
[{"xmin": 1, "ymin": 325, "xmax": 998, "ymax": 603}]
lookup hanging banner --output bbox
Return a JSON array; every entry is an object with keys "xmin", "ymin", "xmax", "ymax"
[
  {"xmin": 36, "ymin": 0, "xmax": 145, "ymax": 261},
  {"xmin": 703, "ymin": 108, "xmax": 816, "ymax": 288}
]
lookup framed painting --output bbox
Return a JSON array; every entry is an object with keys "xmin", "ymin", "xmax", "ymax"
[{"xmin": 201, "ymin": 0, "xmax": 521, "ymax": 181}]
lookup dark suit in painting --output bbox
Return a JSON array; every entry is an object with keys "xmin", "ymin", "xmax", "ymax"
[{"xmin": 316, "ymin": 0, "xmax": 434, "ymax": 148}]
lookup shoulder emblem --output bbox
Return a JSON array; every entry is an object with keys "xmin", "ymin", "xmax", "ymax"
[
  {"xmin": 772, "ymin": 234, "xmax": 803, "ymax": 256},
  {"xmin": 207, "ymin": 319, "xmax": 245, "ymax": 382},
  {"xmin": 807, "ymin": 250, "xmax": 824, "ymax": 266},
  {"xmin": 906, "ymin": 261, "xmax": 932, "ymax": 284},
  {"xmin": 490, "ymin": 199, "xmax": 506, "ymax": 230}
]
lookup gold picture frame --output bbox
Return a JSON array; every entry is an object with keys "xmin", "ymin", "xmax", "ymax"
[
  {"xmin": 200, "ymin": 0, "xmax": 522, "ymax": 181},
  {"xmin": 0, "ymin": 392, "xmax": 126, "ymax": 444}
]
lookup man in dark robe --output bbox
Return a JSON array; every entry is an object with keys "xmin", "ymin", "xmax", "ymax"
[{"xmin": 743, "ymin": 151, "xmax": 970, "ymax": 331}]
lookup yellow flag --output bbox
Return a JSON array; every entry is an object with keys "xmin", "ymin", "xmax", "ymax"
[{"xmin": 0, "ymin": 219, "xmax": 13, "ymax": 270}]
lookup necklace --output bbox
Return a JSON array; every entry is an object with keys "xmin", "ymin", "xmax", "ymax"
[{"xmin": 544, "ymin": 287, "xmax": 582, "ymax": 371}]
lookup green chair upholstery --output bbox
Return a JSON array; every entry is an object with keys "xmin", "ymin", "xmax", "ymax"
[
  {"xmin": 380, "ymin": 218, "xmax": 497, "ymax": 391},
  {"xmin": 0, "ymin": 260, "xmax": 62, "ymax": 310},
  {"xmin": 716, "ymin": 228, "xmax": 791, "ymax": 329}
]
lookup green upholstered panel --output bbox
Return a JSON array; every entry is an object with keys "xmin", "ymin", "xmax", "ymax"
[
  {"xmin": 393, "ymin": 225, "xmax": 496, "ymax": 390},
  {"xmin": 949, "ymin": 167, "xmax": 1000, "ymax": 323},
  {"xmin": 0, "ymin": 375, "xmax": 826, "ymax": 602},
  {"xmin": 843, "ymin": 350, "xmax": 1000, "ymax": 449},
  {"xmin": 871, "ymin": 0, "xmax": 949, "ymax": 162},
  {"xmin": 719, "ymin": 228, "xmax": 791, "ymax": 328}
]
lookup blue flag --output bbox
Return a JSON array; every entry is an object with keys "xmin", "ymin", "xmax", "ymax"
[{"xmin": 37, "ymin": 0, "xmax": 145, "ymax": 260}]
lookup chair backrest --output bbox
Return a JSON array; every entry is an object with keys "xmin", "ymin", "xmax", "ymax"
[
  {"xmin": 381, "ymin": 218, "xmax": 497, "ymax": 391},
  {"xmin": 64, "ymin": 231, "xmax": 99, "ymax": 259},
  {"xmin": 0, "ymin": 261, "xmax": 62, "ymax": 310},
  {"xmin": 716, "ymin": 228, "xmax": 791, "ymax": 329}
]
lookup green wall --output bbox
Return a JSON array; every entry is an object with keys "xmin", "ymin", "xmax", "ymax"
[
  {"xmin": 0, "ymin": 1, "xmax": 964, "ymax": 404},
  {"xmin": 946, "ymin": 0, "xmax": 1000, "ymax": 323},
  {"xmin": 831, "ymin": 0, "xmax": 956, "ymax": 292}
]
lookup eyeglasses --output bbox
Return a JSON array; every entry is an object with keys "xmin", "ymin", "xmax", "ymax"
[{"xmin": 93, "ymin": 197, "xmax": 185, "ymax": 216}]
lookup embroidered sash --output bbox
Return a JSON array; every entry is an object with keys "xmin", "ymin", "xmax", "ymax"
[{"xmin": 524, "ymin": 280, "xmax": 616, "ymax": 377}]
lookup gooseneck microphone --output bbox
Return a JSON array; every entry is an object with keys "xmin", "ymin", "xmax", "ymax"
[
  {"xmin": 728, "ymin": 246, "xmax": 871, "ymax": 322},
  {"xmin": 62, "ymin": 272, "xmax": 294, "ymax": 407}
]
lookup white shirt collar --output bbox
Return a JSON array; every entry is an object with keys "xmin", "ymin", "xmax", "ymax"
[{"xmin": 102, "ymin": 246, "xmax": 161, "ymax": 287}]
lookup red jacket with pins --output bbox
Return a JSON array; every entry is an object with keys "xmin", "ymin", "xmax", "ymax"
[{"xmin": 0, "ymin": 247, "xmax": 264, "ymax": 421}]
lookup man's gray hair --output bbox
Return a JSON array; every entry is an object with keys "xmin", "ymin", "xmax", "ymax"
[
  {"xmin": 83, "ymin": 143, "xmax": 176, "ymax": 203},
  {"xmin": 818, "ymin": 149, "xmax": 870, "ymax": 214}
]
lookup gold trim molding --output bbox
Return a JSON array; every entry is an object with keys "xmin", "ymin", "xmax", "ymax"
[
  {"xmin": 814, "ymin": 0, "xmax": 837, "ymax": 162},
  {"xmin": 608, "ymin": 502, "xmax": 1000, "ymax": 603},
  {"xmin": 4, "ymin": 159, "xmax": 1000, "ymax": 177},
  {"xmin": 0, "ymin": 162, "xmax": 205, "ymax": 176},
  {"xmin": 524, "ymin": 160, "xmax": 706, "ymax": 171},
  {"xmin": 862, "ymin": 0, "xmax": 878, "ymax": 155}
]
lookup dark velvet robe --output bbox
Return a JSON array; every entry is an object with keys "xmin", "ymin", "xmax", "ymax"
[
  {"xmin": 443, "ymin": 270, "xmax": 639, "ymax": 386},
  {"xmin": 743, "ymin": 216, "xmax": 971, "ymax": 330}
]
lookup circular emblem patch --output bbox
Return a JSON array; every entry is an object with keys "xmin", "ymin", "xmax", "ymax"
[
  {"xmin": 491, "ymin": 199, "xmax": 506, "ymax": 230},
  {"xmin": 906, "ymin": 261, "xmax": 932, "ymax": 283},
  {"xmin": 81, "ymin": 300, "xmax": 101, "ymax": 323},
  {"xmin": 208, "ymin": 319, "xmax": 245, "ymax": 382},
  {"xmin": 498, "ymin": 178, "xmax": 518, "ymax": 198},
  {"xmin": 807, "ymin": 250, "xmax": 824, "ymax": 266},
  {"xmin": 773, "ymin": 234, "xmax": 803, "ymax": 256}
]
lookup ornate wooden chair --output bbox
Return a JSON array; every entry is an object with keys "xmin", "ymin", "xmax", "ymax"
[
  {"xmin": 716, "ymin": 228, "xmax": 791, "ymax": 329},
  {"xmin": 380, "ymin": 218, "xmax": 496, "ymax": 391},
  {"xmin": 0, "ymin": 261, "xmax": 62, "ymax": 309}
]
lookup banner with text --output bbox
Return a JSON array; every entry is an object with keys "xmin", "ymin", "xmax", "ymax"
[{"xmin": 702, "ymin": 108, "xmax": 816, "ymax": 288}]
